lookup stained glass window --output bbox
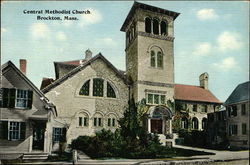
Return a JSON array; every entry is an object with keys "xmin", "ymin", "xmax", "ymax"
[
  {"xmin": 79, "ymin": 80, "xmax": 90, "ymax": 96},
  {"xmin": 151, "ymin": 51, "xmax": 156, "ymax": 67},
  {"xmin": 157, "ymin": 52, "xmax": 163, "ymax": 68},
  {"xmin": 93, "ymin": 78, "xmax": 104, "ymax": 97},
  {"xmin": 107, "ymin": 82, "xmax": 116, "ymax": 98}
]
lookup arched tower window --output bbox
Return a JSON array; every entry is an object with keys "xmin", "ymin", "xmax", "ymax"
[
  {"xmin": 145, "ymin": 17, "xmax": 151, "ymax": 33},
  {"xmin": 107, "ymin": 82, "xmax": 116, "ymax": 98},
  {"xmin": 157, "ymin": 51, "xmax": 163, "ymax": 68},
  {"xmin": 153, "ymin": 19, "xmax": 159, "ymax": 35},
  {"xmin": 150, "ymin": 50, "xmax": 156, "ymax": 67},
  {"xmin": 79, "ymin": 79, "xmax": 90, "ymax": 96},
  {"xmin": 93, "ymin": 78, "xmax": 104, "ymax": 97},
  {"xmin": 192, "ymin": 117, "xmax": 199, "ymax": 130},
  {"xmin": 160, "ymin": 21, "xmax": 167, "ymax": 35}
]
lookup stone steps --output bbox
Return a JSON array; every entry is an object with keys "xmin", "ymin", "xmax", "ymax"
[{"xmin": 22, "ymin": 152, "xmax": 49, "ymax": 160}]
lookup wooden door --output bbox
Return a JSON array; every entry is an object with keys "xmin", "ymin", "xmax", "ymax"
[{"xmin": 151, "ymin": 119, "xmax": 162, "ymax": 134}]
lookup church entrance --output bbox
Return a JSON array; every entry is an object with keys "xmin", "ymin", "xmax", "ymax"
[
  {"xmin": 147, "ymin": 106, "xmax": 172, "ymax": 135},
  {"xmin": 151, "ymin": 119, "xmax": 163, "ymax": 134}
]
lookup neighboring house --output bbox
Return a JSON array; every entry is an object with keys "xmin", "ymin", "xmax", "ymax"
[
  {"xmin": 207, "ymin": 108, "xmax": 227, "ymax": 146},
  {"xmin": 173, "ymin": 72, "xmax": 222, "ymax": 132},
  {"xmin": 40, "ymin": 1, "xmax": 222, "ymax": 146},
  {"xmin": 0, "ymin": 60, "xmax": 59, "ymax": 160},
  {"xmin": 225, "ymin": 81, "xmax": 249, "ymax": 149}
]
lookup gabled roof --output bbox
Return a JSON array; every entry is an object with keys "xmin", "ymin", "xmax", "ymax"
[
  {"xmin": 40, "ymin": 77, "xmax": 54, "ymax": 90},
  {"xmin": 56, "ymin": 59, "xmax": 87, "ymax": 66},
  {"xmin": 42, "ymin": 53, "xmax": 127, "ymax": 93},
  {"xmin": 174, "ymin": 84, "xmax": 222, "ymax": 104},
  {"xmin": 121, "ymin": 1, "xmax": 180, "ymax": 32},
  {"xmin": 225, "ymin": 81, "xmax": 250, "ymax": 105},
  {"xmin": 1, "ymin": 61, "xmax": 56, "ymax": 109}
]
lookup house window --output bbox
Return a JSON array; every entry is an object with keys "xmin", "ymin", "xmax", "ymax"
[
  {"xmin": 79, "ymin": 80, "xmax": 90, "ymax": 96},
  {"xmin": 145, "ymin": 17, "xmax": 151, "ymax": 33},
  {"xmin": 229, "ymin": 125, "xmax": 237, "ymax": 136},
  {"xmin": 193, "ymin": 105, "xmax": 197, "ymax": 112},
  {"xmin": 153, "ymin": 19, "xmax": 159, "ymax": 35},
  {"xmin": 241, "ymin": 104, "xmax": 246, "ymax": 115},
  {"xmin": 232, "ymin": 105, "xmax": 237, "ymax": 116},
  {"xmin": 108, "ymin": 118, "xmax": 116, "ymax": 127},
  {"xmin": 157, "ymin": 52, "xmax": 163, "ymax": 68},
  {"xmin": 242, "ymin": 123, "xmax": 247, "ymax": 135},
  {"xmin": 1, "ymin": 88, "xmax": 33, "ymax": 109},
  {"xmin": 9, "ymin": 122, "xmax": 21, "ymax": 140},
  {"xmin": 7, "ymin": 121, "xmax": 26, "ymax": 141},
  {"xmin": 53, "ymin": 127, "xmax": 66, "ymax": 142},
  {"xmin": 147, "ymin": 93, "xmax": 165, "ymax": 105},
  {"xmin": 160, "ymin": 21, "xmax": 167, "ymax": 35},
  {"xmin": 16, "ymin": 90, "xmax": 28, "ymax": 108},
  {"xmin": 192, "ymin": 117, "xmax": 199, "ymax": 130},
  {"xmin": 93, "ymin": 78, "xmax": 104, "ymax": 97},
  {"xmin": 94, "ymin": 117, "xmax": 102, "ymax": 127},
  {"xmin": 150, "ymin": 51, "xmax": 156, "ymax": 67},
  {"xmin": 107, "ymin": 82, "xmax": 116, "ymax": 98}
]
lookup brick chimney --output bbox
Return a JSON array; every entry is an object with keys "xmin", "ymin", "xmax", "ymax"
[
  {"xmin": 199, "ymin": 72, "xmax": 209, "ymax": 90},
  {"xmin": 19, "ymin": 59, "xmax": 27, "ymax": 75}
]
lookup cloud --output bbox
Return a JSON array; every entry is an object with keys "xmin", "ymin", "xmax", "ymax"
[
  {"xmin": 97, "ymin": 37, "xmax": 116, "ymax": 46},
  {"xmin": 30, "ymin": 23, "xmax": 50, "ymax": 39},
  {"xmin": 212, "ymin": 57, "xmax": 237, "ymax": 71},
  {"xmin": 192, "ymin": 42, "xmax": 212, "ymax": 56},
  {"xmin": 1, "ymin": 28, "xmax": 7, "ymax": 33},
  {"xmin": 80, "ymin": 8, "xmax": 102, "ymax": 27},
  {"xmin": 56, "ymin": 31, "xmax": 67, "ymax": 41},
  {"xmin": 217, "ymin": 31, "xmax": 243, "ymax": 52},
  {"xmin": 197, "ymin": 9, "xmax": 218, "ymax": 20}
]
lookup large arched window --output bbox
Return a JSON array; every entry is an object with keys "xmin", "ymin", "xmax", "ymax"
[
  {"xmin": 79, "ymin": 78, "xmax": 117, "ymax": 98},
  {"xmin": 79, "ymin": 80, "xmax": 90, "ymax": 96},
  {"xmin": 202, "ymin": 118, "xmax": 207, "ymax": 130},
  {"xmin": 181, "ymin": 117, "xmax": 188, "ymax": 129},
  {"xmin": 93, "ymin": 78, "xmax": 104, "ymax": 97},
  {"xmin": 160, "ymin": 21, "xmax": 167, "ymax": 35},
  {"xmin": 192, "ymin": 117, "xmax": 199, "ymax": 130},
  {"xmin": 145, "ymin": 17, "xmax": 151, "ymax": 33},
  {"xmin": 107, "ymin": 82, "xmax": 116, "ymax": 98},
  {"xmin": 153, "ymin": 19, "xmax": 159, "ymax": 35},
  {"xmin": 150, "ymin": 50, "xmax": 156, "ymax": 67},
  {"xmin": 157, "ymin": 51, "xmax": 163, "ymax": 68}
]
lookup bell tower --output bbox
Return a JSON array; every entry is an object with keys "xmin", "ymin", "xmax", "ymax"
[{"xmin": 121, "ymin": 2, "xmax": 180, "ymax": 103}]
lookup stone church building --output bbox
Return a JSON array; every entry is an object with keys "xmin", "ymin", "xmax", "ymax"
[{"xmin": 41, "ymin": 2, "xmax": 221, "ymax": 145}]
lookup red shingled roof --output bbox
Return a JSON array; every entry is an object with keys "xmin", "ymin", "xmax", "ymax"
[{"xmin": 174, "ymin": 84, "xmax": 221, "ymax": 104}]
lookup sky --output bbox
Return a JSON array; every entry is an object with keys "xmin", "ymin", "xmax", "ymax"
[{"xmin": 1, "ymin": 1, "xmax": 249, "ymax": 102}]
